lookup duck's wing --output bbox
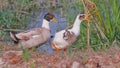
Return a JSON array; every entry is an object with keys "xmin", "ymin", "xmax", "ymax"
[
  {"xmin": 19, "ymin": 28, "xmax": 51, "ymax": 48},
  {"xmin": 53, "ymin": 30, "xmax": 78, "ymax": 46},
  {"xmin": 62, "ymin": 30, "xmax": 78, "ymax": 44},
  {"xmin": 15, "ymin": 28, "xmax": 41, "ymax": 40}
]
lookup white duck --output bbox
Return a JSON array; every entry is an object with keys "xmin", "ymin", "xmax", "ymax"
[
  {"xmin": 10, "ymin": 12, "xmax": 58, "ymax": 49},
  {"xmin": 52, "ymin": 14, "xmax": 89, "ymax": 56}
]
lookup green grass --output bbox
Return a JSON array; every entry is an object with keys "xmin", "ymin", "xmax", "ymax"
[
  {"xmin": 93, "ymin": 0, "xmax": 120, "ymax": 46},
  {"xmin": 0, "ymin": 0, "xmax": 42, "ymax": 40}
]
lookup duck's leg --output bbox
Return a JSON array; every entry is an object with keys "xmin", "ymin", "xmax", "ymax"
[
  {"xmin": 56, "ymin": 48, "xmax": 60, "ymax": 54},
  {"xmin": 63, "ymin": 48, "xmax": 67, "ymax": 56},
  {"xmin": 29, "ymin": 48, "xmax": 35, "ymax": 52},
  {"xmin": 52, "ymin": 43, "xmax": 60, "ymax": 54}
]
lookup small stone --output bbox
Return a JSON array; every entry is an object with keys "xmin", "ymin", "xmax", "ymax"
[
  {"xmin": 0, "ymin": 58, "xmax": 4, "ymax": 65},
  {"xmin": 71, "ymin": 61, "xmax": 80, "ymax": 68}
]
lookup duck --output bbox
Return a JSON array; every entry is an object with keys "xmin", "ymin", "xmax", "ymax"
[
  {"xmin": 52, "ymin": 14, "xmax": 89, "ymax": 56},
  {"xmin": 10, "ymin": 12, "xmax": 58, "ymax": 49}
]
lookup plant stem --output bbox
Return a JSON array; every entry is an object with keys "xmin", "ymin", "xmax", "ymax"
[{"xmin": 87, "ymin": 22, "xmax": 91, "ymax": 51}]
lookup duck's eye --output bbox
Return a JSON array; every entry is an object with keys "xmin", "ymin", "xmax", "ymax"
[{"xmin": 79, "ymin": 15, "xmax": 85, "ymax": 20}]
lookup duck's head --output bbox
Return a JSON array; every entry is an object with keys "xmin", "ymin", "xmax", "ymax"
[
  {"xmin": 44, "ymin": 13, "xmax": 58, "ymax": 23},
  {"xmin": 77, "ymin": 14, "xmax": 90, "ymax": 22}
]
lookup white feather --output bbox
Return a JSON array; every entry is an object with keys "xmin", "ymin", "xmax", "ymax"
[
  {"xmin": 53, "ymin": 30, "xmax": 69, "ymax": 48},
  {"xmin": 41, "ymin": 19, "xmax": 50, "ymax": 29}
]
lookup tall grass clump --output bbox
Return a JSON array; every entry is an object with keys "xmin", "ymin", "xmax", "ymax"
[{"xmin": 91, "ymin": 0, "xmax": 120, "ymax": 48}]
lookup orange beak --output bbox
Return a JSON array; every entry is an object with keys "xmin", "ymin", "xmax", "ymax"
[
  {"xmin": 85, "ymin": 16, "xmax": 90, "ymax": 23},
  {"xmin": 51, "ymin": 17, "xmax": 58, "ymax": 23}
]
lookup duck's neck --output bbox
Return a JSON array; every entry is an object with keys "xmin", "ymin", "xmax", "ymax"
[
  {"xmin": 42, "ymin": 19, "xmax": 50, "ymax": 29},
  {"xmin": 71, "ymin": 18, "xmax": 82, "ymax": 36}
]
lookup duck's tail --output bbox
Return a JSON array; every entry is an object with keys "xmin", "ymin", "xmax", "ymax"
[{"xmin": 10, "ymin": 32, "xmax": 19, "ymax": 44}]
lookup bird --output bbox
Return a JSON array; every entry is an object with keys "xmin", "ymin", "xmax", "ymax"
[
  {"xmin": 51, "ymin": 14, "xmax": 89, "ymax": 56},
  {"xmin": 10, "ymin": 12, "xmax": 58, "ymax": 50}
]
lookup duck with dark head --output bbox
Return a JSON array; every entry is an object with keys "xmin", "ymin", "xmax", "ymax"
[{"xmin": 10, "ymin": 12, "xmax": 58, "ymax": 49}]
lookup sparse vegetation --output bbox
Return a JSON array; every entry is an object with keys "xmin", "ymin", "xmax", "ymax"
[{"xmin": 0, "ymin": 0, "xmax": 120, "ymax": 67}]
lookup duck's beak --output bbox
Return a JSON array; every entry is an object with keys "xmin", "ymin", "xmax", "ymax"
[
  {"xmin": 51, "ymin": 17, "xmax": 58, "ymax": 23},
  {"xmin": 85, "ymin": 15, "xmax": 90, "ymax": 23}
]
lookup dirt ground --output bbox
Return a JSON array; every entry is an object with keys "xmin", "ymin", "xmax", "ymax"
[{"xmin": 0, "ymin": 41, "xmax": 120, "ymax": 68}]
